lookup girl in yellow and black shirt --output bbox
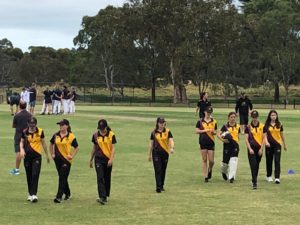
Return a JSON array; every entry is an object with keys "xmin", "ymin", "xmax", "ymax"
[
  {"xmin": 89, "ymin": 119, "xmax": 116, "ymax": 205},
  {"xmin": 245, "ymin": 110, "xmax": 264, "ymax": 189},
  {"xmin": 264, "ymin": 110, "xmax": 287, "ymax": 184},
  {"xmin": 50, "ymin": 119, "xmax": 79, "ymax": 203},
  {"xmin": 148, "ymin": 117, "xmax": 174, "ymax": 193},
  {"xmin": 217, "ymin": 112, "xmax": 240, "ymax": 183},
  {"xmin": 20, "ymin": 117, "xmax": 49, "ymax": 203}
]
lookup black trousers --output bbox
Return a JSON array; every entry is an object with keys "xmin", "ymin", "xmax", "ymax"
[
  {"xmin": 247, "ymin": 147, "xmax": 262, "ymax": 184},
  {"xmin": 24, "ymin": 152, "xmax": 41, "ymax": 195},
  {"xmin": 95, "ymin": 156, "xmax": 112, "ymax": 199},
  {"xmin": 265, "ymin": 146, "xmax": 281, "ymax": 179},
  {"xmin": 54, "ymin": 156, "xmax": 71, "ymax": 199},
  {"xmin": 152, "ymin": 149, "xmax": 169, "ymax": 190},
  {"xmin": 222, "ymin": 144, "xmax": 239, "ymax": 164}
]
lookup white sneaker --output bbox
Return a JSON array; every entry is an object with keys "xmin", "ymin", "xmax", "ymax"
[
  {"xmin": 27, "ymin": 195, "xmax": 32, "ymax": 201},
  {"xmin": 266, "ymin": 176, "xmax": 273, "ymax": 182},
  {"xmin": 31, "ymin": 195, "xmax": 38, "ymax": 203},
  {"xmin": 274, "ymin": 178, "xmax": 280, "ymax": 184}
]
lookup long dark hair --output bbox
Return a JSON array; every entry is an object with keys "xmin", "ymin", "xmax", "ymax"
[
  {"xmin": 67, "ymin": 126, "xmax": 72, "ymax": 133},
  {"xmin": 200, "ymin": 92, "xmax": 207, "ymax": 101},
  {"xmin": 265, "ymin": 110, "xmax": 281, "ymax": 128}
]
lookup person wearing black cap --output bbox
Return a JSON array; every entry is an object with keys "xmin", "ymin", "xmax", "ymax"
[
  {"xmin": 195, "ymin": 106, "xmax": 217, "ymax": 182},
  {"xmin": 89, "ymin": 119, "xmax": 117, "ymax": 205},
  {"xmin": 50, "ymin": 119, "xmax": 79, "ymax": 203},
  {"xmin": 148, "ymin": 117, "xmax": 174, "ymax": 193},
  {"xmin": 245, "ymin": 110, "xmax": 264, "ymax": 189},
  {"xmin": 196, "ymin": 92, "xmax": 211, "ymax": 119},
  {"xmin": 235, "ymin": 92, "xmax": 253, "ymax": 134},
  {"xmin": 217, "ymin": 112, "xmax": 240, "ymax": 183},
  {"xmin": 20, "ymin": 117, "xmax": 50, "ymax": 202}
]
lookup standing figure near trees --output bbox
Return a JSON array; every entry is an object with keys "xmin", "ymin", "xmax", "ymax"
[
  {"xmin": 196, "ymin": 92, "xmax": 211, "ymax": 119},
  {"xmin": 235, "ymin": 92, "xmax": 253, "ymax": 134},
  {"xmin": 195, "ymin": 106, "xmax": 217, "ymax": 183},
  {"xmin": 264, "ymin": 110, "xmax": 287, "ymax": 184},
  {"xmin": 148, "ymin": 117, "xmax": 174, "ymax": 193},
  {"xmin": 245, "ymin": 110, "xmax": 264, "ymax": 189}
]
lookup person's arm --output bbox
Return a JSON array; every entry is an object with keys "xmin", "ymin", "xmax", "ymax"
[
  {"xmin": 148, "ymin": 140, "xmax": 153, "ymax": 161},
  {"xmin": 89, "ymin": 145, "xmax": 97, "ymax": 168},
  {"xmin": 244, "ymin": 133, "xmax": 254, "ymax": 155},
  {"xmin": 195, "ymin": 107, "xmax": 200, "ymax": 116},
  {"xmin": 280, "ymin": 131, "xmax": 287, "ymax": 151},
  {"xmin": 107, "ymin": 144, "xmax": 115, "ymax": 166},
  {"xmin": 217, "ymin": 130, "xmax": 229, "ymax": 143},
  {"xmin": 168, "ymin": 138, "xmax": 174, "ymax": 154},
  {"xmin": 67, "ymin": 146, "xmax": 79, "ymax": 160},
  {"xmin": 235, "ymin": 100, "xmax": 239, "ymax": 114},
  {"xmin": 49, "ymin": 143, "xmax": 55, "ymax": 159},
  {"xmin": 41, "ymin": 138, "xmax": 50, "ymax": 163},
  {"xmin": 248, "ymin": 99, "xmax": 253, "ymax": 111},
  {"xmin": 19, "ymin": 138, "xmax": 26, "ymax": 159}
]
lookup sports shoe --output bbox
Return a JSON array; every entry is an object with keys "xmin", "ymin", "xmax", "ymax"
[
  {"xmin": 207, "ymin": 169, "xmax": 212, "ymax": 179},
  {"xmin": 204, "ymin": 177, "xmax": 209, "ymax": 183},
  {"xmin": 64, "ymin": 195, "xmax": 72, "ymax": 200},
  {"xmin": 266, "ymin": 176, "xmax": 273, "ymax": 182},
  {"xmin": 275, "ymin": 178, "xmax": 280, "ymax": 184},
  {"xmin": 252, "ymin": 183, "xmax": 257, "ymax": 190},
  {"xmin": 10, "ymin": 169, "xmax": 20, "ymax": 175},
  {"xmin": 97, "ymin": 198, "xmax": 106, "ymax": 205},
  {"xmin": 31, "ymin": 195, "xmax": 38, "ymax": 203},
  {"xmin": 222, "ymin": 173, "xmax": 228, "ymax": 181},
  {"xmin": 156, "ymin": 188, "xmax": 162, "ymax": 193},
  {"xmin": 229, "ymin": 178, "xmax": 234, "ymax": 183},
  {"xmin": 27, "ymin": 195, "xmax": 32, "ymax": 201},
  {"xmin": 53, "ymin": 198, "xmax": 62, "ymax": 203}
]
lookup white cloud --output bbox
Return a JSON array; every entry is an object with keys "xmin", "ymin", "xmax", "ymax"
[{"xmin": 0, "ymin": 0, "xmax": 125, "ymax": 51}]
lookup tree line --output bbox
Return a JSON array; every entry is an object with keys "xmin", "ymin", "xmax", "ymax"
[{"xmin": 0, "ymin": 0, "xmax": 299, "ymax": 103}]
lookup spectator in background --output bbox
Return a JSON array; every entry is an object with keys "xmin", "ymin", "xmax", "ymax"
[
  {"xmin": 69, "ymin": 87, "xmax": 76, "ymax": 114},
  {"xmin": 20, "ymin": 87, "xmax": 30, "ymax": 111},
  {"xmin": 8, "ymin": 92, "xmax": 20, "ymax": 115},
  {"xmin": 235, "ymin": 92, "xmax": 253, "ymax": 134},
  {"xmin": 196, "ymin": 92, "xmax": 211, "ymax": 119},
  {"xmin": 62, "ymin": 85, "xmax": 70, "ymax": 115},
  {"xmin": 29, "ymin": 82, "xmax": 37, "ymax": 115},
  {"xmin": 52, "ymin": 85, "xmax": 62, "ymax": 115},
  {"xmin": 41, "ymin": 86, "xmax": 53, "ymax": 115},
  {"xmin": 10, "ymin": 101, "xmax": 32, "ymax": 175}
]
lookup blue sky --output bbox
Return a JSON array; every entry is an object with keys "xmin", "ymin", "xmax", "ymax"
[{"xmin": 0, "ymin": 0, "xmax": 241, "ymax": 52}]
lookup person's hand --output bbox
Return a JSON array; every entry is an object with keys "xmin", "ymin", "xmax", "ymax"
[
  {"xmin": 249, "ymin": 148, "xmax": 254, "ymax": 155},
  {"xmin": 67, "ymin": 154, "xmax": 73, "ymax": 160},
  {"xmin": 258, "ymin": 149, "xmax": 263, "ymax": 156},
  {"xmin": 107, "ymin": 159, "xmax": 113, "ymax": 167},
  {"xmin": 284, "ymin": 145, "xmax": 287, "ymax": 151},
  {"xmin": 265, "ymin": 142, "xmax": 270, "ymax": 148},
  {"xmin": 51, "ymin": 153, "xmax": 55, "ymax": 159},
  {"xmin": 46, "ymin": 155, "xmax": 50, "ymax": 163},
  {"xmin": 148, "ymin": 155, "xmax": 152, "ymax": 162},
  {"xmin": 89, "ymin": 160, "xmax": 93, "ymax": 168},
  {"xmin": 20, "ymin": 150, "xmax": 26, "ymax": 159},
  {"xmin": 170, "ymin": 148, "xmax": 174, "ymax": 154}
]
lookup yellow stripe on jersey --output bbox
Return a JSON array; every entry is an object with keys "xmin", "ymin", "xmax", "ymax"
[
  {"xmin": 248, "ymin": 123, "xmax": 264, "ymax": 146},
  {"xmin": 55, "ymin": 133, "xmax": 76, "ymax": 162},
  {"xmin": 27, "ymin": 127, "xmax": 44, "ymax": 154},
  {"xmin": 201, "ymin": 119, "xmax": 217, "ymax": 142},
  {"xmin": 155, "ymin": 128, "xmax": 171, "ymax": 153},
  {"xmin": 227, "ymin": 124, "xmax": 240, "ymax": 144},
  {"xmin": 95, "ymin": 131, "xmax": 115, "ymax": 159},
  {"xmin": 266, "ymin": 125, "xmax": 283, "ymax": 146}
]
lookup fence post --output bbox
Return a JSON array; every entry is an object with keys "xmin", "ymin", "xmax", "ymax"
[
  {"xmin": 83, "ymin": 86, "xmax": 86, "ymax": 103},
  {"xmin": 293, "ymin": 99, "xmax": 296, "ymax": 109}
]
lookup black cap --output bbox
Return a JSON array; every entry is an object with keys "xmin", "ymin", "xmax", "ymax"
[
  {"xmin": 157, "ymin": 117, "xmax": 166, "ymax": 123},
  {"xmin": 57, "ymin": 119, "xmax": 70, "ymax": 126},
  {"xmin": 98, "ymin": 119, "xmax": 108, "ymax": 130},
  {"xmin": 251, "ymin": 110, "xmax": 259, "ymax": 118},
  {"xmin": 205, "ymin": 106, "xmax": 213, "ymax": 113},
  {"xmin": 28, "ymin": 117, "xmax": 37, "ymax": 125}
]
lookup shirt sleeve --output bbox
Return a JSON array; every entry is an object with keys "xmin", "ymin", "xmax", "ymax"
[
  {"xmin": 50, "ymin": 134, "xmax": 55, "ymax": 144},
  {"xmin": 220, "ymin": 125, "xmax": 226, "ymax": 132},
  {"xmin": 280, "ymin": 125, "xmax": 283, "ymax": 132},
  {"xmin": 168, "ymin": 131, "xmax": 173, "ymax": 138},
  {"xmin": 150, "ymin": 132, "xmax": 154, "ymax": 140},
  {"xmin": 92, "ymin": 134, "xmax": 97, "ymax": 144},
  {"xmin": 263, "ymin": 125, "xmax": 267, "ymax": 133},
  {"xmin": 214, "ymin": 123, "xmax": 217, "ymax": 130},
  {"xmin": 196, "ymin": 120, "xmax": 201, "ymax": 128},
  {"xmin": 112, "ymin": 135, "xmax": 117, "ymax": 144},
  {"xmin": 245, "ymin": 126, "xmax": 249, "ymax": 134},
  {"xmin": 71, "ymin": 138, "xmax": 79, "ymax": 148},
  {"xmin": 41, "ymin": 130, "xmax": 45, "ymax": 139}
]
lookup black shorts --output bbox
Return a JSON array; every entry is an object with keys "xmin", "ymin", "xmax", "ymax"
[
  {"xmin": 239, "ymin": 113, "xmax": 249, "ymax": 125},
  {"xmin": 14, "ymin": 139, "xmax": 21, "ymax": 153},
  {"xmin": 10, "ymin": 100, "xmax": 20, "ymax": 106},
  {"xmin": 200, "ymin": 142, "xmax": 215, "ymax": 150}
]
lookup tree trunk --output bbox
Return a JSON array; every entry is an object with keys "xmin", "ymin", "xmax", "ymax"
[
  {"xmin": 284, "ymin": 84, "xmax": 289, "ymax": 105},
  {"xmin": 170, "ymin": 57, "xmax": 187, "ymax": 103},
  {"xmin": 101, "ymin": 55, "xmax": 110, "ymax": 90},
  {"xmin": 151, "ymin": 70, "xmax": 156, "ymax": 102},
  {"xmin": 274, "ymin": 82, "xmax": 279, "ymax": 103}
]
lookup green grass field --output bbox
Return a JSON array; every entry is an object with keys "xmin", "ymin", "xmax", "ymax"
[{"xmin": 0, "ymin": 105, "xmax": 299, "ymax": 225}]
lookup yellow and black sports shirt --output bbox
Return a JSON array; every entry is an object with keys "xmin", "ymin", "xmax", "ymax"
[
  {"xmin": 196, "ymin": 118, "xmax": 217, "ymax": 144},
  {"xmin": 245, "ymin": 122, "xmax": 264, "ymax": 149},
  {"xmin": 92, "ymin": 130, "xmax": 117, "ymax": 160},
  {"xmin": 21, "ymin": 127, "xmax": 44, "ymax": 155},
  {"xmin": 221, "ymin": 123, "xmax": 240, "ymax": 145},
  {"xmin": 150, "ymin": 128, "xmax": 173, "ymax": 153},
  {"xmin": 263, "ymin": 124, "xmax": 283, "ymax": 147},
  {"xmin": 50, "ymin": 132, "xmax": 78, "ymax": 163}
]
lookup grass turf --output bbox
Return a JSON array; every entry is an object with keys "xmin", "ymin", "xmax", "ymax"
[{"xmin": 0, "ymin": 105, "xmax": 299, "ymax": 225}]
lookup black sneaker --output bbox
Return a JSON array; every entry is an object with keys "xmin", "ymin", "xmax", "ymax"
[
  {"xmin": 53, "ymin": 198, "xmax": 61, "ymax": 203},
  {"xmin": 204, "ymin": 177, "xmax": 209, "ymax": 183},
  {"xmin": 156, "ymin": 188, "xmax": 161, "ymax": 193},
  {"xmin": 252, "ymin": 183, "xmax": 257, "ymax": 190},
  {"xmin": 229, "ymin": 178, "xmax": 234, "ymax": 183},
  {"xmin": 207, "ymin": 169, "xmax": 212, "ymax": 179},
  {"xmin": 222, "ymin": 173, "xmax": 228, "ymax": 181},
  {"xmin": 64, "ymin": 195, "xmax": 72, "ymax": 200}
]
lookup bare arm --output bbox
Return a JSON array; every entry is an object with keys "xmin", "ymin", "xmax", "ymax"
[
  {"xmin": 107, "ymin": 144, "xmax": 115, "ymax": 166},
  {"xmin": 89, "ymin": 145, "xmax": 97, "ymax": 168},
  {"xmin": 50, "ymin": 143, "xmax": 55, "ymax": 159},
  {"xmin": 168, "ymin": 138, "xmax": 174, "ymax": 154},
  {"xmin": 41, "ymin": 138, "xmax": 50, "ymax": 163},
  {"xmin": 280, "ymin": 132, "xmax": 287, "ymax": 151},
  {"xmin": 148, "ymin": 140, "xmax": 153, "ymax": 161},
  {"xmin": 244, "ymin": 133, "xmax": 254, "ymax": 154},
  {"xmin": 20, "ymin": 138, "xmax": 25, "ymax": 159}
]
